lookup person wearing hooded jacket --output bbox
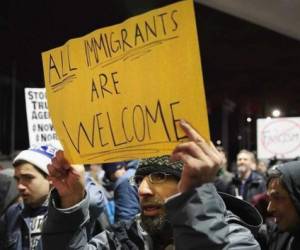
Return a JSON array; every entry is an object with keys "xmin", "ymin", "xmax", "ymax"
[
  {"xmin": 262, "ymin": 161, "xmax": 300, "ymax": 250},
  {"xmin": 42, "ymin": 120, "xmax": 262, "ymax": 250}
]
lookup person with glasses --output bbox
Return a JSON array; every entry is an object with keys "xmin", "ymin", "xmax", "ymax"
[{"xmin": 42, "ymin": 120, "xmax": 262, "ymax": 250}]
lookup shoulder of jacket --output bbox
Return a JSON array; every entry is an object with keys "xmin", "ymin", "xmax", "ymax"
[
  {"xmin": 4, "ymin": 202, "xmax": 22, "ymax": 216},
  {"xmin": 250, "ymin": 172, "xmax": 266, "ymax": 183},
  {"xmin": 1, "ymin": 203, "xmax": 23, "ymax": 232}
]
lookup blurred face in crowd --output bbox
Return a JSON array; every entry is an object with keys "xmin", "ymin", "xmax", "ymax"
[
  {"xmin": 257, "ymin": 160, "xmax": 268, "ymax": 175},
  {"xmin": 267, "ymin": 178, "xmax": 300, "ymax": 232},
  {"xmin": 90, "ymin": 164, "xmax": 101, "ymax": 174},
  {"xmin": 216, "ymin": 147, "xmax": 227, "ymax": 170},
  {"xmin": 109, "ymin": 167, "xmax": 126, "ymax": 182},
  {"xmin": 136, "ymin": 172, "xmax": 179, "ymax": 235},
  {"xmin": 236, "ymin": 152, "xmax": 255, "ymax": 178},
  {"xmin": 14, "ymin": 163, "xmax": 50, "ymax": 208}
]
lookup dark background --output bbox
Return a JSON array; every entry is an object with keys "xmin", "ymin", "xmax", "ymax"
[{"xmin": 1, "ymin": 0, "xmax": 300, "ymax": 163}]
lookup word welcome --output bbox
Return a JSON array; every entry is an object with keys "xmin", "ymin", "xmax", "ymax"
[{"xmin": 63, "ymin": 100, "xmax": 185, "ymax": 154}]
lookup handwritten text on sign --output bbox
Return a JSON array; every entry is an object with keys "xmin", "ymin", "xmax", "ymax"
[
  {"xmin": 257, "ymin": 117, "xmax": 300, "ymax": 159},
  {"xmin": 42, "ymin": 0, "xmax": 209, "ymax": 163}
]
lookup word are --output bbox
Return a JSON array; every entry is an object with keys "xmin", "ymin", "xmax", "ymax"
[{"xmin": 91, "ymin": 71, "xmax": 120, "ymax": 101}]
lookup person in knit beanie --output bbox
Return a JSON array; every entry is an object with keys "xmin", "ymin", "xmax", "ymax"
[
  {"xmin": 43, "ymin": 120, "xmax": 261, "ymax": 250},
  {"xmin": 0, "ymin": 144, "xmax": 105, "ymax": 250},
  {"xmin": 0, "ymin": 145, "xmax": 58, "ymax": 250},
  {"xmin": 132, "ymin": 155, "xmax": 184, "ymax": 245}
]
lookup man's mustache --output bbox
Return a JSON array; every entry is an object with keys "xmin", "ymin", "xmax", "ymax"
[{"xmin": 141, "ymin": 198, "xmax": 164, "ymax": 207}]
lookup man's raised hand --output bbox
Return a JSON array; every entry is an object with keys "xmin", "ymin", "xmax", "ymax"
[
  {"xmin": 171, "ymin": 120, "xmax": 224, "ymax": 193},
  {"xmin": 47, "ymin": 150, "xmax": 85, "ymax": 208}
]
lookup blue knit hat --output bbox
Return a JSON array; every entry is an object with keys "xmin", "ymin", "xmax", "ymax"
[{"xmin": 13, "ymin": 145, "xmax": 58, "ymax": 175}]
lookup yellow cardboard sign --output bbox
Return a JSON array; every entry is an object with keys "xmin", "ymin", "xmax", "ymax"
[{"xmin": 42, "ymin": 0, "xmax": 209, "ymax": 164}]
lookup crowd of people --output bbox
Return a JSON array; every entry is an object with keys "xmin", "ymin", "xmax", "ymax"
[{"xmin": 0, "ymin": 120, "xmax": 300, "ymax": 249}]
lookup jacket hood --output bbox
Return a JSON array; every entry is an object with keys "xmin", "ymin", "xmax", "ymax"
[
  {"xmin": 277, "ymin": 161, "xmax": 300, "ymax": 216},
  {"xmin": 219, "ymin": 192, "xmax": 263, "ymax": 235}
]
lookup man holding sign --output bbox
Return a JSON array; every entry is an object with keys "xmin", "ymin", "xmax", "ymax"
[
  {"xmin": 42, "ymin": 120, "xmax": 261, "ymax": 250},
  {"xmin": 41, "ymin": 1, "xmax": 260, "ymax": 249}
]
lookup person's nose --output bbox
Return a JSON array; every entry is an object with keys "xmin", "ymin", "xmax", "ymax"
[
  {"xmin": 17, "ymin": 182, "xmax": 26, "ymax": 192},
  {"xmin": 138, "ymin": 177, "xmax": 153, "ymax": 198}
]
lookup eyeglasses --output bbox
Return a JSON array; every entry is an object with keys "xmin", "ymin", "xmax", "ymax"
[{"xmin": 131, "ymin": 172, "xmax": 174, "ymax": 187}]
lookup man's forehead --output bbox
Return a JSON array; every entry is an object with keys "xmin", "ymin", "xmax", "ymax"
[
  {"xmin": 14, "ymin": 162, "xmax": 37, "ymax": 174},
  {"xmin": 237, "ymin": 153, "xmax": 250, "ymax": 159}
]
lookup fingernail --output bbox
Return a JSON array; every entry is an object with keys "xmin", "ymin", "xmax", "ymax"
[{"xmin": 179, "ymin": 119, "xmax": 188, "ymax": 126}]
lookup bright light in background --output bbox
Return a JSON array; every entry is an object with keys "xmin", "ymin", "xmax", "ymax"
[
  {"xmin": 246, "ymin": 117, "xmax": 252, "ymax": 123},
  {"xmin": 272, "ymin": 109, "xmax": 281, "ymax": 117},
  {"xmin": 216, "ymin": 140, "xmax": 222, "ymax": 145}
]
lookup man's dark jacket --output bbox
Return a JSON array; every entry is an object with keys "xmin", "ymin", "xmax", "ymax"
[{"xmin": 42, "ymin": 184, "xmax": 262, "ymax": 250}]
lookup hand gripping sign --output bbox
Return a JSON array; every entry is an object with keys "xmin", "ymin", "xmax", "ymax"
[{"xmin": 41, "ymin": 0, "xmax": 209, "ymax": 163}]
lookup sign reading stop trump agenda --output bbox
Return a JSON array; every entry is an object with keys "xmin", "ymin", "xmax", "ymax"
[
  {"xmin": 25, "ymin": 88, "xmax": 61, "ymax": 147},
  {"xmin": 41, "ymin": 0, "xmax": 209, "ymax": 163}
]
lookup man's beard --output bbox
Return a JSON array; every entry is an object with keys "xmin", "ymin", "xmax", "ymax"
[
  {"xmin": 140, "ymin": 198, "xmax": 174, "ymax": 249},
  {"xmin": 140, "ymin": 197, "xmax": 172, "ymax": 236},
  {"xmin": 141, "ymin": 211, "xmax": 170, "ymax": 235},
  {"xmin": 237, "ymin": 165, "xmax": 247, "ymax": 176}
]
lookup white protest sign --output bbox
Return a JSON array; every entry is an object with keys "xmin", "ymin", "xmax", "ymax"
[
  {"xmin": 257, "ymin": 117, "xmax": 300, "ymax": 159},
  {"xmin": 24, "ymin": 88, "xmax": 61, "ymax": 147}
]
